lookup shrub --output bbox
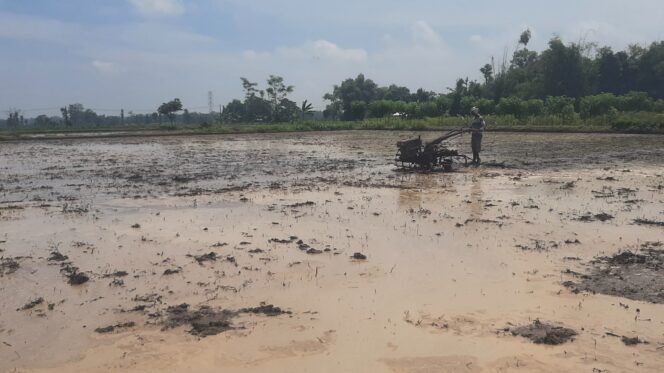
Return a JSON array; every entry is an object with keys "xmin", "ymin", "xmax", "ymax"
[
  {"xmin": 618, "ymin": 91, "xmax": 653, "ymax": 112},
  {"xmin": 544, "ymin": 96, "xmax": 575, "ymax": 116},
  {"xmin": 474, "ymin": 98, "xmax": 496, "ymax": 115},
  {"xmin": 523, "ymin": 99, "xmax": 544, "ymax": 116},
  {"xmin": 579, "ymin": 93, "xmax": 619, "ymax": 118},
  {"xmin": 653, "ymin": 99, "xmax": 664, "ymax": 113},
  {"xmin": 349, "ymin": 101, "xmax": 367, "ymax": 120},
  {"xmin": 496, "ymin": 97, "xmax": 525, "ymax": 117}
]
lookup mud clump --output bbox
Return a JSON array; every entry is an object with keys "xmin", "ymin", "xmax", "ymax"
[
  {"xmin": 284, "ymin": 201, "xmax": 315, "ymax": 208},
  {"xmin": 60, "ymin": 265, "xmax": 90, "ymax": 285},
  {"xmin": 564, "ymin": 242, "xmax": 664, "ymax": 304},
  {"xmin": 103, "ymin": 270, "xmax": 128, "ymax": 278},
  {"xmin": 162, "ymin": 303, "xmax": 237, "ymax": 337},
  {"xmin": 68, "ymin": 272, "xmax": 90, "ymax": 285},
  {"xmin": 606, "ymin": 251, "xmax": 647, "ymax": 265},
  {"xmin": 18, "ymin": 297, "xmax": 44, "ymax": 311},
  {"xmin": 188, "ymin": 252, "xmax": 218, "ymax": 264},
  {"xmin": 622, "ymin": 336, "xmax": 647, "ymax": 346},
  {"xmin": 240, "ymin": 303, "xmax": 290, "ymax": 316},
  {"xmin": 516, "ymin": 240, "xmax": 559, "ymax": 252},
  {"xmin": 95, "ymin": 321, "xmax": 136, "ymax": 334},
  {"xmin": 577, "ymin": 212, "xmax": 614, "ymax": 222},
  {"xmin": 48, "ymin": 251, "xmax": 69, "ymax": 262},
  {"xmin": 161, "ymin": 302, "xmax": 290, "ymax": 337},
  {"xmin": 351, "ymin": 252, "xmax": 367, "ymax": 260},
  {"xmin": 0, "ymin": 258, "xmax": 20, "ymax": 276},
  {"xmin": 509, "ymin": 320, "xmax": 577, "ymax": 345},
  {"xmin": 268, "ymin": 236, "xmax": 297, "ymax": 244},
  {"xmin": 633, "ymin": 218, "xmax": 664, "ymax": 227}
]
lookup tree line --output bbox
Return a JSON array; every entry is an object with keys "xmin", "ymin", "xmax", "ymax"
[
  {"xmin": 321, "ymin": 31, "xmax": 664, "ymax": 121},
  {"xmin": 3, "ymin": 31, "xmax": 663, "ymax": 129}
]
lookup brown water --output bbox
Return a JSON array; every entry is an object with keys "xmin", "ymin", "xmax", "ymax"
[{"xmin": 1, "ymin": 131, "xmax": 663, "ymax": 372}]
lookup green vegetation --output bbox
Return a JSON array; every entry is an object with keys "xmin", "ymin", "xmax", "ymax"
[
  {"xmin": 157, "ymin": 98, "xmax": 183, "ymax": 125},
  {"xmin": 2, "ymin": 111, "xmax": 663, "ymax": 141},
  {"xmin": 3, "ymin": 31, "xmax": 664, "ymax": 136}
]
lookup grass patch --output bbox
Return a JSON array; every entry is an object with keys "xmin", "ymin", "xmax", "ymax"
[{"xmin": 2, "ymin": 112, "xmax": 664, "ymax": 140}]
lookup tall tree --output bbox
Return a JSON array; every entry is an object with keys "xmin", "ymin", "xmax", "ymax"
[
  {"xmin": 301, "ymin": 100, "xmax": 314, "ymax": 119},
  {"xmin": 60, "ymin": 107, "xmax": 71, "ymax": 126},
  {"xmin": 323, "ymin": 73, "xmax": 378, "ymax": 120},
  {"xmin": 596, "ymin": 47, "xmax": 622, "ymax": 94},
  {"xmin": 519, "ymin": 29, "xmax": 532, "ymax": 47},
  {"xmin": 637, "ymin": 41, "xmax": 664, "ymax": 99},
  {"xmin": 265, "ymin": 75, "xmax": 294, "ymax": 122},
  {"xmin": 448, "ymin": 78, "xmax": 467, "ymax": 115},
  {"xmin": 539, "ymin": 38, "xmax": 587, "ymax": 98},
  {"xmin": 240, "ymin": 77, "xmax": 260, "ymax": 99},
  {"xmin": 158, "ymin": 98, "xmax": 183, "ymax": 125},
  {"xmin": 6, "ymin": 109, "xmax": 21, "ymax": 127},
  {"xmin": 480, "ymin": 64, "xmax": 493, "ymax": 84}
]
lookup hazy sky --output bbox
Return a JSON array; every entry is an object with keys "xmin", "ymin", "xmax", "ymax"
[{"xmin": 1, "ymin": 0, "xmax": 663, "ymax": 116}]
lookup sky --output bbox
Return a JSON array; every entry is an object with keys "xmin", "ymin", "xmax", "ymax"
[{"xmin": 1, "ymin": 0, "xmax": 663, "ymax": 117}]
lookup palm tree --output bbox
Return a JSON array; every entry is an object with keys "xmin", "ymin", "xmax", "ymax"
[{"xmin": 301, "ymin": 100, "xmax": 314, "ymax": 120}]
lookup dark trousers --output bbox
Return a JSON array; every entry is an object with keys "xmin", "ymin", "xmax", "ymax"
[{"xmin": 471, "ymin": 133, "xmax": 482, "ymax": 164}]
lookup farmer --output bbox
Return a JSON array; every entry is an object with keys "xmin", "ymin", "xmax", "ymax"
[{"xmin": 469, "ymin": 106, "xmax": 486, "ymax": 165}]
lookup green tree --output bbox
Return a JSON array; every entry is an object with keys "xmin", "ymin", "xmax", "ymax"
[
  {"xmin": 35, "ymin": 114, "xmax": 51, "ymax": 127},
  {"xmin": 636, "ymin": 41, "xmax": 664, "ymax": 99},
  {"xmin": 379, "ymin": 84, "xmax": 411, "ymax": 102},
  {"xmin": 448, "ymin": 78, "xmax": 467, "ymax": 115},
  {"xmin": 221, "ymin": 99, "xmax": 245, "ymax": 123},
  {"xmin": 241, "ymin": 77, "xmax": 260, "ymax": 99},
  {"xmin": 412, "ymin": 88, "xmax": 436, "ymax": 102},
  {"xmin": 300, "ymin": 100, "xmax": 314, "ymax": 120},
  {"xmin": 368, "ymin": 100, "xmax": 394, "ymax": 118},
  {"xmin": 324, "ymin": 74, "xmax": 378, "ymax": 120},
  {"xmin": 60, "ymin": 107, "xmax": 71, "ymax": 126},
  {"xmin": 480, "ymin": 64, "xmax": 493, "ymax": 84},
  {"xmin": 618, "ymin": 91, "xmax": 653, "ymax": 112},
  {"xmin": 544, "ymin": 96, "xmax": 575, "ymax": 116},
  {"xmin": 496, "ymin": 97, "xmax": 525, "ymax": 117},
  {"xmin": 265, "ymin": 75, "xmax": 294, "ymax": 122},
  {"xmin": 539, "ymin": 38, "xmax": 587, "ymax": 98},
  {"xmin": 596, "ymin": 47, "xmax": 622, "ymax": 94},
  {"xmin": 158, "ymin": 98, "xmax": 183, "ymax": 125},
  {"xmin": 6, "ymin": 109, "xmax": 21, "ymax": 127},
  {"xmin": 349, "ymin": 101, "xmax": 367, "ymax": 120}
]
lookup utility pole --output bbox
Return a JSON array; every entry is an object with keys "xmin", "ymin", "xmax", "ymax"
[
  {"xmin": 121, "ymin": 109, "xmax": 124, "ymax": 126},
  {"xmin": 208, "ymin": 91, "xmax": 214, "ymax": 124}
]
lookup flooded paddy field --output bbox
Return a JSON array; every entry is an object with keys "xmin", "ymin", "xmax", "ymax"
[{"xmin": 1, "ymin": 131, "xmax": 664, "ymax": 372}]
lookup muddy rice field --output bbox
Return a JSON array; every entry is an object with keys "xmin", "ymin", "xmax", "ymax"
[{"xmin": 1, "ymin": 131, "xmax": 664, "ymax": 372}]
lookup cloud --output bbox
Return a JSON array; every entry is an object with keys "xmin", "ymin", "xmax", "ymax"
[
  {"xmin": 5, "ymin": 0, "xmax": 664, "ymax": 116},
  {"xmin": 309, "ymin": 40, "xmax": 368, "ymax": 63},
  {"xmin": 276, "ymin": 40, "xmax": 368, "ymax": 63},
  {"xmin": 0, "ymin": 12, "xmax": 78, "ymax": 44},
  {"xmin": 411, "ymin": 21, "xmax": 442, "ymax": 46},
  {"xmin": 128, "ymin": 0, "xmax": 185, "ymax": 17},
  {"xmin": 469, "ymin": 35, "xmax": 483, "ymax": 43},
  {"xmin": 92, "ymin": 60, "xmax": 119, "ymax": 74}
]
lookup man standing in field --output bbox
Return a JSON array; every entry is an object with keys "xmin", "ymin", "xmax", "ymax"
[{"xmin": 469, "ymin": 107, "xmax": 486, "ymax": 165}]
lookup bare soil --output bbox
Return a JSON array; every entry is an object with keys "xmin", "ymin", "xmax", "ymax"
[
  {"xmin": 564, "ymin": 242, "xmax": 664, "ymax": 303},
  {"xmin": 508, "ymin": 320, "xmax": 577, "ymax": 345},
  {"xmin": 1, "ymin": 131, "xmax": 664, "ymax": 372}
]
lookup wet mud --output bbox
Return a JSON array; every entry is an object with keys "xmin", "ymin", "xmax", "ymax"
[
  {"xmin": 1, "ymin": 131, "xmax": 664, "ymax": 372},
  {"xmin": 507, "ymin": 320, "xmax": 577, "ymax": 345},
  {"xmin": 564, "ymin": 242, "xmax": 664, "ymax": 303}
]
